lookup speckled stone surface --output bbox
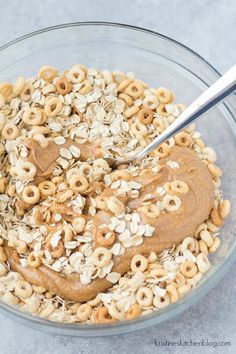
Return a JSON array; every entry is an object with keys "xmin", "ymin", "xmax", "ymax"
[{"xmin": 0, "ymin": 1, "xmax": 235, "ymax": 353}]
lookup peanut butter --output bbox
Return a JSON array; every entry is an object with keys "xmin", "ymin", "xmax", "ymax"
[{"xmin": 5, "ymin": 146, "xmax": 214, "ymax": 302}]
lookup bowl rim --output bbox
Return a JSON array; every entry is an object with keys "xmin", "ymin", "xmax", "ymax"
[{"xmin": 0, "ymin": 21, "xmax": 235, "ymax": 336}]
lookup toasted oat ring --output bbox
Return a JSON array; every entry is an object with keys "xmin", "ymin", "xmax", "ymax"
[
  {"xmin": 13, "ymin": 76, "xmax": 26, "ymax": 95},
  {"xmin": 79, "ymin": 80, "xmax": 92, "ymax": 95},
  {"xmin": 20, "ymin": 82, "xmax": 34, "ymax": 101},
  {"xmin": 1, "ymin": 122, "xmax": 19, "ymax": 140},
  {"xmin": 166, "ymin": 284, "xmax": 179, "ymax": 303},
  {"xmin": 0, "ymin": 83, "xmax": 13, "ymax": 101},
  {"xmin": 163, "ymin": 194, "xmax": 181, "ymax": 212},
  {"xmin": 138, "ymin": 107, "xmax": 154, "ymax": 125},
  {"xmin": 92, "ymin": 247, "xmax": 112, "ymax": 267},
  {"xmin": 118, "ymin": 92, "xmax": 133, "ymax": 106},
  {"xmin": 14, "ymin": 280, "xmax": 32, "ymax": 299},
  {"xmin": 126, "ymin": 304, "xmax": 142, "ymax": 320},
  {"xmin": 155, "ymin": 142, "xmax": 170, "ymax": 158},
  {"xmin": 67, "ymin": 65, "xmax": 85, "ymax": 83},
  {"xmin": 61, "ymin": 225, "xmax": 73, "ymax": 242},
  {"xmin": 78, "ymin": 164, "xmax": 93, "ymax": 178},
  {"xmin": 180, "ymin": 261, "xmax": 198, "ymax": 278},
  {"xmin": 95, "ymin": 196, "xmax": 108, "ymax": 210},
  {"xmin": 23, "ymin": 108, "xmax": 46, "ymax": 126},
  {"xmin": 38, "ymin": 66, "xmax": 58, "ymax": 82},
  {"xmin": 45, "ymin": 239, "xmax": 64, "ymax": 259},
  {"xmin": 175, "ymin": 132, "xmax": 193, "ymax": 147},
  {"xmin": 220, "ymin": 199, "xmax": 230, "ymax": 219},
  {"xmin": 38, "ymin": 180, "xmax": 56, "ymax": 198},
  {"xmin": 27, "ymin": 253, "xmax": 42, "ymax": 268},
  {"xmin": 171, "ymin": 272, "xmax": 186, "ymax": 288},
  {"xmin": 170, "ymin": 180, "xmax": 189, "ymax": 194},
  {"xmin": 112, "ymin": 71, "xmax": 126, "ymax": 84},
  {"xmin": 112, "ymin": 170, "xmax": 131, "ymax": 181},
  {"xmin": 139, "ymin": 204, "xmax": 160, "ymax": 218},
  {"xmin": 131, "ymin": 254, "xmax": 148, "ymax": 272},
  {"xmin": 210, "ymin": 207, "xmax": 223, "ymax": 227},
  {"xmin": 124, "ymin": 105, "xmax": 139, "ymax": 118},
  {"xmin": 22, "ymin": 185, "xmax": 40, "ymax": 205},
  {"xmin": 69, "ymin": 174, "xmax": 89, "ymax": 193},
  {"xmin": 32, "ymin": 133, "xmax": 48, "ymax": 148},
  {"xmin": 156, "ymin": 103, "xmax": 168, "ymax": 116},
  {"xmin": 136, "ymin": 287, "xmax": 153, "ymax": 307},
  {"xmin": 96, "ymin": 227, "xmax": 116, "ymax": 247},
  {"xmin": 12, "ymin": 161, "xmax": 36, "ymax": 181},
  {"xmin": 125, "ymin": 81, "xmax": 143, "ymax": 99},
  {"xmin": 93, "ymin": 306, "xmax": 116, "ymax": 324},
  {"xmin": 55, "ymin": 77, "xmax": 72, "ymax": 95},
  {"xmin": 155, "ymin": 87, "xmax": 174, "ymax": 103},
  {"xmin": 117, "ymin": 79, "xmax": 132, "ymax": 92},
  {"xmin": 153, "ymin": 294, "xmax": 170, "ymax": 309},
  {"xmin": 45, "ymin": 97, "xmax": 63, "ymax": 116},
  {"xmin": 77, "ymin": 304, "xmax": 92, "ymax": 321}
]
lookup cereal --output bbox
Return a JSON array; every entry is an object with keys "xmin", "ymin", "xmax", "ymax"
[
  {"xmin": 55, "ymin": 77, "xmax": 72, "ymax": 95},
  {"xmin": 38, "ymin": 66, "xmax": 58, "ymax": 82},
  {"xmin": 15, "ymin": 280, "xmax": 32, "ymax": 299},
  {"xmin": 0, "ymin": 64, "xmax": 230, "ymax": 325},
  {"xmin": 92, "ymin": 247, "xmax": 112, "ymax": 267},
  {"xmin": 22, "ymin": 185, "xmax": 40, "ymax": 205},
  {"xmin": 138, "ymin": 107, "xmax": 154, "ymax": 125},
  {"xmin": 131, "ymin": 255, "xmax": 148, "ymax": 272},
  {"xmin": 38, "ymin": 180, "xmax": 56, "ymax": 198},
  {"xmin": 2, "ymin": 122, "xmax": 19, "ymax": 140},
  {"xmin": 45, "ymin": 97, "xmax": 63, "ymax": 116}
]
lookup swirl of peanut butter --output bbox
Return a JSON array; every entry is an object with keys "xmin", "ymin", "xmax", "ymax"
[{"xmin": 5, "ymin": 145, "xmax": 214, "ymax": 302}]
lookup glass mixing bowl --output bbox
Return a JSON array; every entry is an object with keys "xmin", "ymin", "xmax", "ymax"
[{"xmin": 0, "ymin": 22, "xmax": 235, "ymax": 336}]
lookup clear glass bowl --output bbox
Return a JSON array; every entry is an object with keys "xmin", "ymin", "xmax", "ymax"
[{"xmin": 0, "ymin": 22, "xmax": 235, "ymax": 336}]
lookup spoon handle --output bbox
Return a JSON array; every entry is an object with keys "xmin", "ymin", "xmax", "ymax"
[{"xmin": 132, "ymin": 65, "xmax": 236, "ymax": 162}]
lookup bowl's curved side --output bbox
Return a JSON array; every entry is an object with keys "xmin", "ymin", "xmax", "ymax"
[{"xmin": 0, "ymin": 22, "xmax": 235, "ymax": 336}]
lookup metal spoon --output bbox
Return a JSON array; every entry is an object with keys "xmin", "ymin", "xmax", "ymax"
[{"xmin": 107, "ymin": 65, "xmax": 236, "ymax": 168}]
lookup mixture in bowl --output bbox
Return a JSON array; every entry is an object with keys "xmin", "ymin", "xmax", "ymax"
[{"xmin": 0, "ymin": 65, "xmax": 230, "ymax": 324}]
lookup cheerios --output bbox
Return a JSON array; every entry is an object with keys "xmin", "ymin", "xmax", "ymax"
[
  {"xmin": 67, "ymin": 64, "xmax": 85, "ymax": 83},
  {"xmin": 45, "ymin": 97, "xmax": 63, "ymax": 116},
  {"xmin": 46, "ymin": 239, "xmax": 64, "ymax": 259},
  {"xmin": 27, "ymin": 253, "xmax": 42, "ymax": 268},
  {"xmin": 170, "ymin": 180, "xmax": 189, "ymax": 194},
  {"xmin": 92, "ymin": 247, "xmax": 112, "ymax": 267},
  {"xmin": 163, "ymin": 194, "xmax": 181, "ymax": 212},
  {"xmin": 196, "ymin": 253, "xmax": 211, "ymax": 273},
  {"xmin": 175, "ymin": 132, "xmax": 193, "ymax": 147},
  {"xmin": 138, "ymin": 107, "xmax": 154, "ymax": 125},
  {"xmin": 15, "ymin": 281, "xmax": 32, "ymax": 299},
  {"xmin": 125, "ymin": 81, "xmax": 143, "ymax": 99},
  {"xmin": 155, "ymin": 87, "xmax": 173, "ymax": 103},
  {"xmin": 96, "ymin": 227, "xmax": 116, "ymax": 247},
  {"xmin": 38, "ymin": 180, "xmax": 56, "ymax": 198},
  {"xmin": 107, "ymin": 196, "xmax": 125, "ymax": 216},
  {"xmin": 139, "ymin": 204, "xmax": 160, "ymax": 218},
  {"xmin": 69, "ymin": 174, "xmax": 89, "ymax": 193},
  {"xmin": 1, "ymin": 122, "xmax": 19, "ymax": 140},
  {"xmin": 22, "ymin": 185, "xmax": 40, "ymax": 205},
  {"xmin": 55, "ymin": 77, "xmax": 72, "ymax": 95},
  {"xmin": 77, "ymin": 304, "xmax": 92, "ymax": 321},
  {"xmin": 38, "ymin": 66, "xmax": 58, "ymax": 82},
  {"xmin": 136, "ymin": 287, "xmax": 153, "ymax": 307},
  {"xmin": 180, "ymin": 261, "xmax": 198, "ymax": 278},
  {"xmin": 153, "ymin": 294, "xmax": 170, "ymax": 308},
  {"xmin": 126, "ymin": 304, "xmax": 142, "ymax": 319},
  {"xmin": 23, "ymin": 108, "xmax": 46, "ymax": 126},
  {"xmin": 131, "ymin": 255, "xmax": 148, "ymax": 272},
  {"xmin": 93, "ymin": 306, "xmax": 116, "ymax": 324}
]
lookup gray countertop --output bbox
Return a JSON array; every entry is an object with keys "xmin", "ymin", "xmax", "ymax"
[{"xmin": 0, "ymin": 0, "xmax": 235, "ymax": 353}]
